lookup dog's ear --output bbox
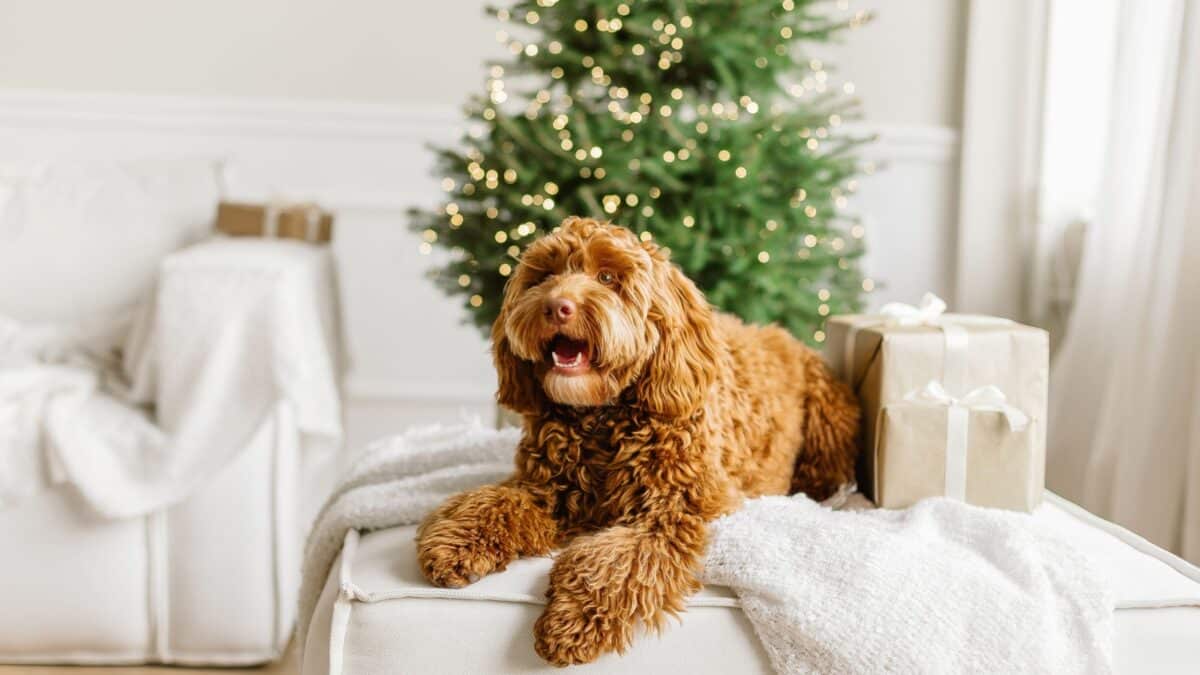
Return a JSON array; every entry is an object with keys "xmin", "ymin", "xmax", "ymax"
[
  {"xmin": 635, "ymin": 254, "xmax": 720, "ymax": 418},
  {"xmin": 492, "ymin": 300, "xmax": 541, "ymax": 416}
]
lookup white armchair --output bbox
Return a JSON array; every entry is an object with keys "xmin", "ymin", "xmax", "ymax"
[{"xmin": 0, "ymin": 161, "xmax": 341, "ymax": 665}]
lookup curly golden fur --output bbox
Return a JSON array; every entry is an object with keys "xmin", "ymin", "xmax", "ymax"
[{"xmin": 417, "ymin": 217, "xmax": 860, "ymax": 665}]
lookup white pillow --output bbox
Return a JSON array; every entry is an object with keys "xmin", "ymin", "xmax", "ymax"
[{"xmin": 0, "ymin": 160, "xmax": 220, "ymax": 341}]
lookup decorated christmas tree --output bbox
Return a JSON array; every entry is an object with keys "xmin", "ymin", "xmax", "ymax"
[{"xmin": 411, "ymin": 0, "xmax": 873, "ymax": 344}]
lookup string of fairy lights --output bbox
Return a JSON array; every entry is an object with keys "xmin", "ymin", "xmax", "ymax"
[{"xmin": 416, "ymin": 0, "xmax": 877, "ymax": 343}]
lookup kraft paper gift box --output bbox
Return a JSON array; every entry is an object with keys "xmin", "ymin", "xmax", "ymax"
[
  {"xmin": 823, "ymin": 293, "xmax": 1049, "ymax": 511},
  {"xmin": 875, "ymin": 382, "xmax": 1039, "ymax": 510},
  {"xmin": 215, "ymin": 201, "xmax": 334, "ymax": 243}
]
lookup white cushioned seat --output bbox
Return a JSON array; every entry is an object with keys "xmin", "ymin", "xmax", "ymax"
[{"xmin": 302, "ymin": 494, "xmax": 1200, "ymax": 674}]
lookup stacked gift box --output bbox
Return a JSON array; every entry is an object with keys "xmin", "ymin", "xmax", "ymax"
[
  {"xmin": 215, "ymin": 201, "xmax": 334, "ymax": 243},
  {"xmin": 825, "ymin": 294, "xmax": 1050, "ymax": 512}
]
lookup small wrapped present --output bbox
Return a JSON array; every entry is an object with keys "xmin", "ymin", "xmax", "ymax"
[
  {"xmin": 876, "ymin": 382, "xmax": 1039, "ymax": 510},
  {"xmin": 215, "ymin": 201, "xmax": 334, "ymax": 243},
  {"xmin": 824, "ymin": 293, "xmax": 1049, "ymax": 511}
]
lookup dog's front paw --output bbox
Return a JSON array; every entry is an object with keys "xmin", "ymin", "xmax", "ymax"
[
  {"xmin": 533, "ymin": 596, "xmax": 607, "ymax": 667},
  {"xmin": 416, "ymin": 483, "xmax": 561, "ymax": 589},
  {"xmin": 416, "ymin": 535, "xmax": 498, "ymax": 588},
  {"xmin": 532, "ymin": 530, "xmax": 641, "ymax": 666},
  {"xmin": 416, "ymin": 512, "xmax": 509, "ymax": 588}
]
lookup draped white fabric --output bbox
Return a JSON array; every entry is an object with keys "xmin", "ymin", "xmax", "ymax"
[
  {"xmin": 0, "ymin": 239, "xmax": 343, "ymax": 518},
  {"xmin": 1049, "ymin": 0, "xmax": 1200, "ymax": 562}
]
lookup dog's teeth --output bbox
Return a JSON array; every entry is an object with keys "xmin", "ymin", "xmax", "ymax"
[{"xmin": 552, "ymin": 351, "xmax": 583, "ymax": 368}]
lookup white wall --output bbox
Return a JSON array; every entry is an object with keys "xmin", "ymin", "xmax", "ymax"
[
  {"xmin": 824, "ymin": 0, "xmax": 968, "ymax": 307},
  {"xmin": 0, "ymin": 1, "xmax": 964, "ymax": 122},
  {"xmin": 0, "ymin": 0, "xmax": 505, "ymax": 105},
  {"xmin": 816, "ymin": 0, "xmax": 967, "ymax": 128},
  {"xmin": 0, "ymin": 0, "xmax": 967, "ymax": 448}
]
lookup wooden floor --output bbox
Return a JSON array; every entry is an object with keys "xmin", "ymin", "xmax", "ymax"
[{"xmin": 0, "ymin": 642, "xmax": 298, "ymax": 674}]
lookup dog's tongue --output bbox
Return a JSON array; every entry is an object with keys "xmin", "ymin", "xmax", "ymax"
[{"xmin": 552, "ymin": 336, "xmax": 588, "ymax": 360}]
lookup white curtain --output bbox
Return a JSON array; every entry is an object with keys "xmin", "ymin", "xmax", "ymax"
[{"xmin": 1049, "ymin": 0, "xmax": 1200, "ymax": 562}]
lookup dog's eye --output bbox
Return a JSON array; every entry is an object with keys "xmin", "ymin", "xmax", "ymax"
[{"xmin": 597, "ymin": 271, "xmax": 615, "ymax": 285}]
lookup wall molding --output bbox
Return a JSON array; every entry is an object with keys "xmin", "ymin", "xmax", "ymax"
[
  {"xmin": 0, "ymin": 89, "xmax": 462, "ymax": 212},
  {"xmin": 0, "ymin": 88, "xmax": 963, "ymax": 408},
  {"xmin": 845, "ymin": 122, "xmax": 960, "ymax": 163},
  {"xmin": 0, "ymin": 89, "xmax": 459, "ymax": 142},
  {"xmin": 344, "ymin": 374, "xmax": 495, "ymax": 404},
  {"xmin": 0, "ymin": 88, "xmax": 959, "ymax": 174}
]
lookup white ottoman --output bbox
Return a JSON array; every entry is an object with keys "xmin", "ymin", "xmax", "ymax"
[{"xmin": 302, "ymin": 494, "xmax": 1200, "ymax": 674}]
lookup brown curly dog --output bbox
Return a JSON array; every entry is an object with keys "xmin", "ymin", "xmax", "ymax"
[{"xmin": 417, "ymin": 217, "xmax": 859, "ymax": 666}]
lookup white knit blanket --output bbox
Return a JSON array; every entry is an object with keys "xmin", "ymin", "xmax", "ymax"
[
  {"xmin": 0, "ymin": 240, "xmax": 342, "ymax": 518},
  {"xmin": 706, "ymin": 495, "xmax": 1113, "ymax": 674},
  {"xmin": 300, "ymin": 423, "xmax": 1114, "ymax": 674}
]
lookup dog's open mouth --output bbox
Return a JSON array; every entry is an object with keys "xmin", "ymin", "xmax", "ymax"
[{"xmin": 548, "ymin": 334, "xmax": 591, "ymax": 375}]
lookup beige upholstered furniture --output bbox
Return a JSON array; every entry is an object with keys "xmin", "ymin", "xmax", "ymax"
[
  {"xmin": 0, "ymin": 161, "xmax": 340, "ymax": 665},
  {"xmin": 303, "ymin": 495, "xmax": 1200, "ymax": 674}
]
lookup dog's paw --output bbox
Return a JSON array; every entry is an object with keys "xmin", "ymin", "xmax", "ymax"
[
  {"xmin": 416, "ymin": 529, "xmax": 501, "ymax": 589},
  {"xmin": 531, "ymin": 528, "xmax": 647, "ymax": 665},
  {"xmin": 533, "ymin": 598, "xmax": 607, "ymax": 667}
]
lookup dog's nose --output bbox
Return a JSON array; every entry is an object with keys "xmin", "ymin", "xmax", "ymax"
[{"xmin": 545, "ymin": 297, "xmax": 576, "ymax": 323}]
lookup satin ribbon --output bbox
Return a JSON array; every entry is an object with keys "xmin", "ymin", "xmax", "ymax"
[
  {"xmin": 902, "ymin": 380, "xmax": 1030, "ymax": 501},
  {"xmin": 299, "ymin": 202, "xmax": 322, "ymax": 241},
  {"xmin": 262, "ymin": 199, "xmax": 323, "ymax": 241},
  {"xmin": 842, "ymin": 292, "xmax": 1011, "ymax": 395},
  {"xmin": 878, "ymin": 292, "xmax": 949, "ymax": 325},
  {"xmin": 262, "ymin": 201, "xmax": 282, "ymax": 238}
]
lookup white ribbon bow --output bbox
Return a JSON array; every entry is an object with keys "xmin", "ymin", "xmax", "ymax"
[
  {"xmin": 879, "ymin": 292, "xmax": 948, "ymax": 325},
  {"xmin": 905, "ymin": 380, "xmax": 1030, "ymax": 431},
  {"xmin": 902, "ymin": 380, "xmax": 1030, "ymax": 501},
  {"xmin": 879, "ymin": 293, "xmax": 966, "ymax": 394},
  {"xmin": 842, "ymin": 293, "xmax": 1010, "ymax": 395}
]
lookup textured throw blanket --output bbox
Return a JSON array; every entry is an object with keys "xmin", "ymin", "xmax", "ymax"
[
  {"xmin": 300, "ymin": 423, "xmax": 1114, "ymax": 674},
  {"xmin": 0, "ymin": 310, "xmax": 163, "ymax": 511},
  {"xmin": 0, "ymin": 240, "xmax": 342, "ymax": 517}
]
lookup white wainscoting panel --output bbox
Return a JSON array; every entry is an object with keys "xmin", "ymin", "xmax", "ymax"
[
  {"xmin": 0, "ymin": 90, "xmax": 958, "ymax": 446},
  {"xmin": 852, "ymin": 123, "xmax": 961, "ymax": 308}
]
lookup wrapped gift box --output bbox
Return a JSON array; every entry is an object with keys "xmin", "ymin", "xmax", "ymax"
[
  {"xmin": 215, "ymin": 201, "xmax": 334, "ymax": 243},
  {"xmin": 876, "ymin": 383, "xmax": 1040, "ymax": 510},
  {"xmin": 824, "ymin": 294, "xmax": 1049, "ymax": 511}
]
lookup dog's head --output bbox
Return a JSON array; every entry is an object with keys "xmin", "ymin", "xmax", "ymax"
[{"xmin": 493, "ymin": 217, "xmax": 719, "ymax": 418}]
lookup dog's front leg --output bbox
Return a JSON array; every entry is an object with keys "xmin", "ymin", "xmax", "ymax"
[
  {"xmin": 533, "ymin": 512, "xmax": 708, "ymax": 666},
  {"xmin": 417, "ymin": 478, "xmax": 559, "ymax": 588}
]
